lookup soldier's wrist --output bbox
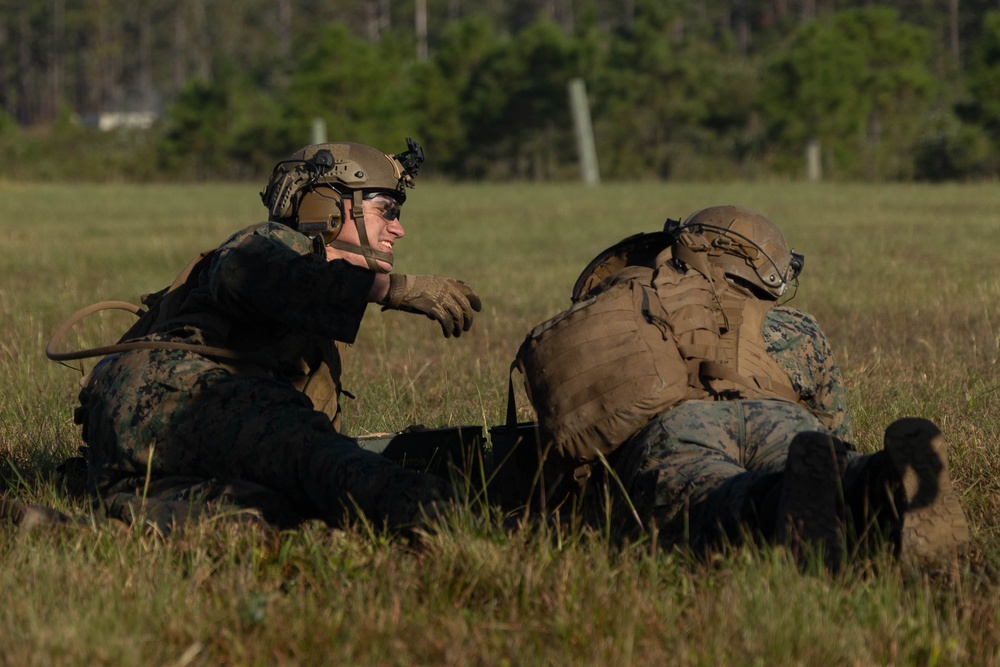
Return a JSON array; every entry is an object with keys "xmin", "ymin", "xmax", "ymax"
[
  {"xmin": 382, "ymin": 273, "xmax": 406, "ymax": 307},
  {"xmin": 371, "ymin": 273, "xmax": 393, "ymax": 305}
]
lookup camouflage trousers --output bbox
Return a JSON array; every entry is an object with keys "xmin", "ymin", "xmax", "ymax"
[
  {"xmin": 79, "ymin": 348, "xmax": 449, "ymax": 534},
  {"xmin": 608, "ymin": 399, "xmax": 887, "ymax": 551}
]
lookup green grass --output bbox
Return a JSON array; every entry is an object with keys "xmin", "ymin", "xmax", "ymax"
[{"xmin": 2, "ymin": 180, "xmax": 1000, "ymax": 664}]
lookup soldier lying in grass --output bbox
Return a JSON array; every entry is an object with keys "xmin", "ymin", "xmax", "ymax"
[
  {"xmin": 511, "ymin": 205, "xmax": 969, "ymax": 572},
  {"xmin": 46, "ymin": 139, "xmax": 481, "ymax": 537}
]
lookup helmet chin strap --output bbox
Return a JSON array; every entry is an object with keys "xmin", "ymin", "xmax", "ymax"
[{"xmin": 327, "ymin": 190, "xmax": 394, "ymax": 271}]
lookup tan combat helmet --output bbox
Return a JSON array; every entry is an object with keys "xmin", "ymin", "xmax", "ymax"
[
  {"xmin": 259, "ymin": 139, "xmax": 424, "ymax": 271},
  {"xmin": 681, "ymin": 205, "xmax": 804, "ymax": 299}
]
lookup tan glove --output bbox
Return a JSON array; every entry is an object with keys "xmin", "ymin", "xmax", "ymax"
[{"xmin": 382, "ymin": 274, "xmax": 482, "ymax": 338}]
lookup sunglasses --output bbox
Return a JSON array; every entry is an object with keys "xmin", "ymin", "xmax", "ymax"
[{"xmin": 364, "ymin": 193, "xmax": 402, "ymax": 221}]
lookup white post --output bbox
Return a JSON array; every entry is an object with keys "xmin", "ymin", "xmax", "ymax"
[
  {"xmin": 416, "ymin": 0, "xmax": 428, "ymax": 60},
  {"xmin": 567, "ymin": 77, "xmax": 600, "ymax": 186},
  {"xmin": 806, "ymin": 137, "xmax": 821, "ymax": 181},
  {"xmin": 311, "ymin": 118, "xmax": 327, "ymax": 145}
]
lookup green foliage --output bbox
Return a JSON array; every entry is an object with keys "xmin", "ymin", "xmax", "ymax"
[
  {"xmin": 286, "ymin": 23, "xmax": 418, "ymax": 148},
  {"xmin": 911, "ymin": 110, "xmax": 998, "ymax": 181},
  {"xmin": 966, "ymin": 11, "xmax": 1000, "ymax": 139},
  {"xmin": 595, "ymin": 17, "xmax": 700, "ymax": 178},
  {"xmin": 0, "ymin": 108, "xmax": 17, "ymax": 136},
  {"xmin": 761, "ymin": 7, "xmax": 937, "ymax": 179},
  {"xmin": 0, "ymin": 122, "xmax": 159, "ymax": 182},
  {"xmin": 157, "ymin": 80, "xmax": 233, "ymax": 177},
  {"xmin": 400, "ymin": 18, "xmax": 504, "ymax": 175},
  {"xmin": 6, "ymin": 7, "xmax": 1000, "ymax": 182},
  {"xmin": 461, "ymin": 20, "xmax": 584, "ymax": 179},
  {"xmin": 221, "ymin": 88, "xmax": 300, "ymax": 179},
  {"xmin": 595, "ymin": 23, "xmax": 766, "ymax": 180}
]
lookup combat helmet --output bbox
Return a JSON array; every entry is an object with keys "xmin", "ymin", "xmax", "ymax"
[
  {"xmin": 681, "ymin": 205, "xmax": 804, "ymax": 299},
  {"xmin": 260, "ymin": 139, "xmax": 425, "ymax": 271}
]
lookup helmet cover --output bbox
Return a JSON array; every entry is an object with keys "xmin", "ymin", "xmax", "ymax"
[{"xmin": 681, "ymin": 205, "xmax": 803, "ymax": 299}]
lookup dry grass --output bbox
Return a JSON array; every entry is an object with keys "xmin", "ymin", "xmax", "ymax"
[{"xmin": 1, "ymin": 180, "xmax": 999, "ymax": 664}]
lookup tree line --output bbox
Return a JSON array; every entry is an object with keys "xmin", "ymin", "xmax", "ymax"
[{"xmin": 2, "ymin": 0, "xmax": 999, "ymax": 182}]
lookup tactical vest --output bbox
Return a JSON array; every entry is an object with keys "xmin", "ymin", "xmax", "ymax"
[
  {"xmin": 47, "ymin": 248, "xmax": 348, "ymax": 431},
  {"xmin": 509, "ymin": 229, "xmax": 802, "ymax": 481},
  {"xmin": 658, "ymin": 235, "xmax": 799, "ymax": 404}
]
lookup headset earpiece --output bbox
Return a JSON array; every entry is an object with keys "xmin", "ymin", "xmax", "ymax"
[{"xmin": 296, "ymin": 188, "xmax": 345, "ymax": 244}]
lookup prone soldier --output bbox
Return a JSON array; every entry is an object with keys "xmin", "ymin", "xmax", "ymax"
[
  {"xmin": 612, "ymin": 206, "xmax": 970, "ymax": 569},
  {"xmin": 512, "ymin": 205, "xmax": 970, "ymax": 571}
]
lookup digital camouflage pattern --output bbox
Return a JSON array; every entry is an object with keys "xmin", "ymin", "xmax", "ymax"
[
  {"xmin": 608, "ymin": 306, "xmax": 875, "ymax": 550},
  {"xmin": 617, "ymin": 399, "xmax": 827, "ymax": 548},
  {"xmin": 77, "ymin": 222, "xmax": 449, "ymax": 534},
  {"xmin": 762, "ymin": 306, "xmax": 852, "ymax": 441}
]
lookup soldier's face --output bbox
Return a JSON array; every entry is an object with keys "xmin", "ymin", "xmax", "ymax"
[{"xmin": 325, "ymin": 194, "xmax": 405, "ymax": 272}]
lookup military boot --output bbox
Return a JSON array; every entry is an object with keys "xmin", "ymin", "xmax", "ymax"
[
  {"xmin": 883, "ymin": 418, "xmax": 970, "ymax": 571},
  {"xmin": 0, "ymin": 496, "xmax": 76, "ymax": 530},
  {"xmin": 776, "ymin": 432, "xmax": 848, "ymax": 571}
]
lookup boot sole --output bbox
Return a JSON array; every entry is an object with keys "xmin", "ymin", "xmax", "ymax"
[
  {"xmin": 883, "ymin": 417, "xmax": 970, "ymax": 570},
  {"xmin": 778, "ymin": 433, "xmax": 847, "ymax": 571}
]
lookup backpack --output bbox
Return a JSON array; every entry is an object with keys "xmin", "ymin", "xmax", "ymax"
[
  {"xmin": 504, "ymin": 227, "xmax": 688, "ymax": 487},
  {"xmin": 506, "ymin": 224, "xmax": 800, "ymax": 488},
  {"xmin": 511, "ymin": 270, "xmax": 691, "ymax": 477}
]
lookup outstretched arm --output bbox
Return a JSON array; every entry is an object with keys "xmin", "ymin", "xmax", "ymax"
[{"xmin": 380, "ymin": 273, "xmax": 482, "ymax": 338}]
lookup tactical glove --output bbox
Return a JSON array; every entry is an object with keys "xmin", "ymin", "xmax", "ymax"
[{"xmin": 382, "ymin": 274, "xmax": 482, "ymax": 338}]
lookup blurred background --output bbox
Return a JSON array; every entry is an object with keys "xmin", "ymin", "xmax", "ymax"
[{"xmin": 1, "ymin": 0, "xmax": 998, "ymax": 184}]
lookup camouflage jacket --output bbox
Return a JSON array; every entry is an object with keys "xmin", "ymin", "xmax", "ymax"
[
  {"xmin": 763, "ymin": 306, "xmax": 853, "ymax": 442},
  {"xmin": 125, "ymin": 221, "xmax": 377, "ymax": 425}
]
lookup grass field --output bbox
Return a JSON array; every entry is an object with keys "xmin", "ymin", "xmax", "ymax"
[{"xmin": 2, "ymin": 180, "xmax": 1000, "ymax": 665}]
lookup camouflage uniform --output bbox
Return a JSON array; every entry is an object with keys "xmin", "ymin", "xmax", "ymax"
[
  {"xmin": 613, "ymin": 306, "xmax": 889, "ymax": 550},
  {"xmin": 78, "ymin": 222, "xmax": 448, "ymax": 533}
]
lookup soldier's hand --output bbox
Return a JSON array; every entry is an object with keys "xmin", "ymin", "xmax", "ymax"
[{"xmin": 382, "ymin": 274, "xmax": 482, "ymax": 337}]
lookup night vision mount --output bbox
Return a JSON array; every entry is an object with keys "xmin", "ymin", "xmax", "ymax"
[{"xmin": 394, "ymin": 137, "xmax": 425, "ymax": 178}]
